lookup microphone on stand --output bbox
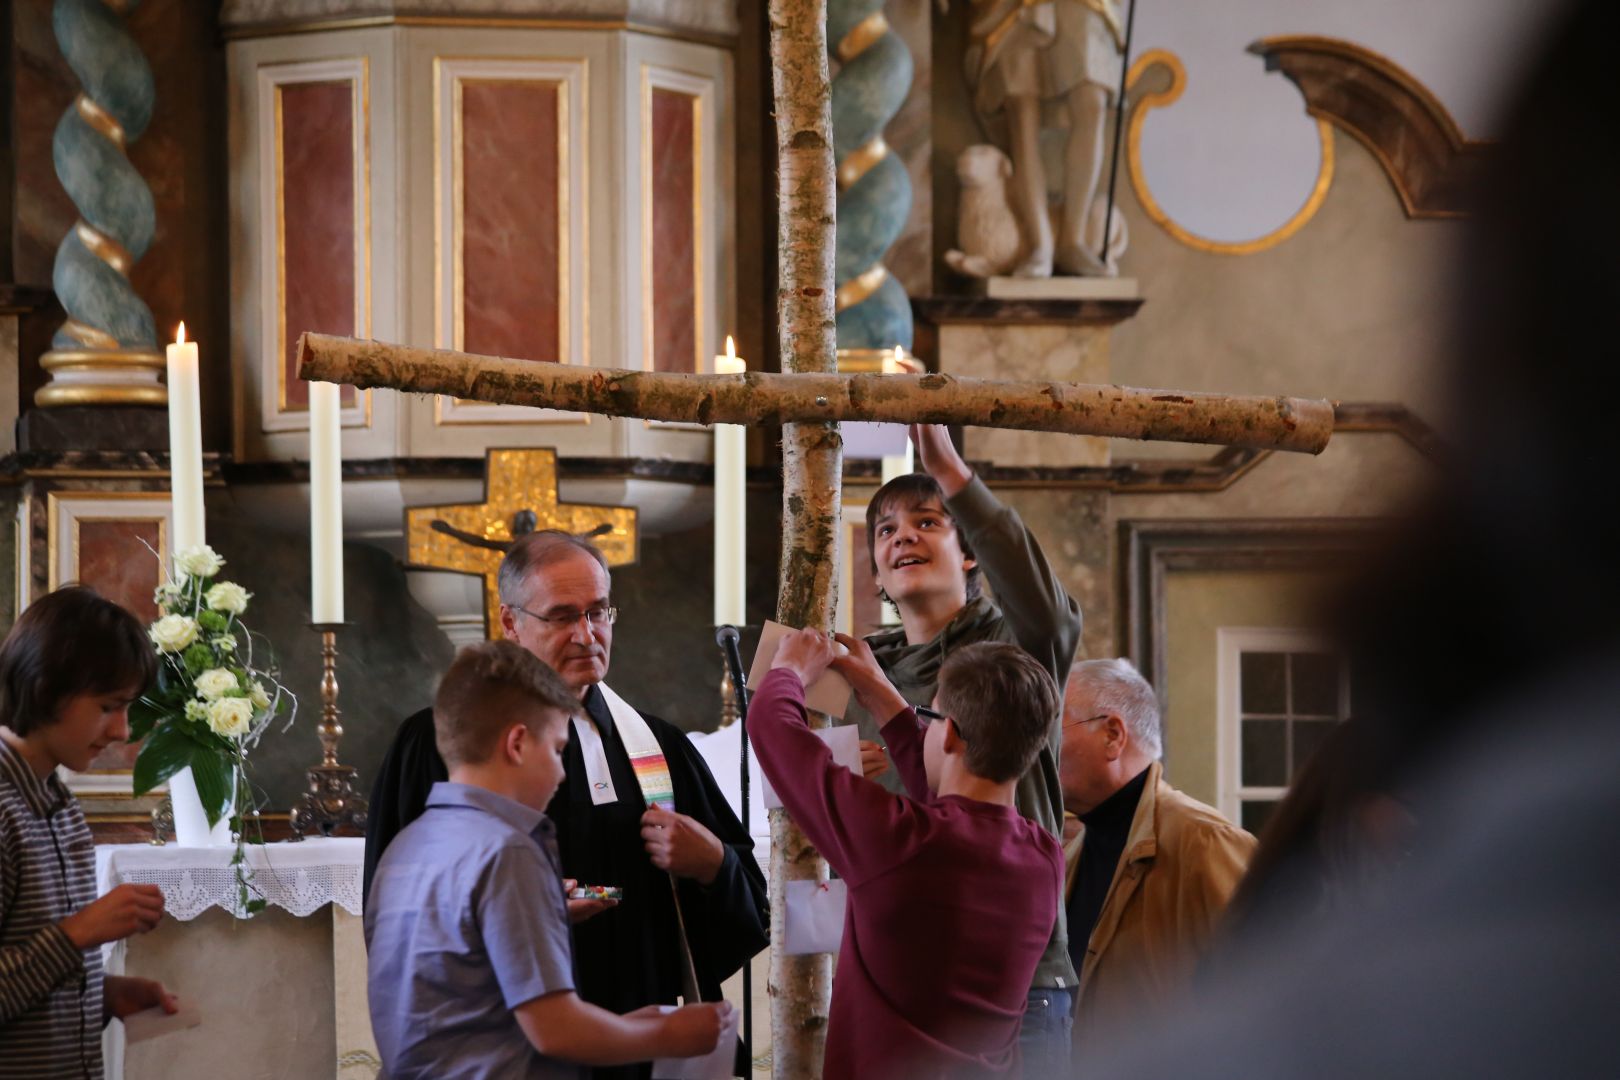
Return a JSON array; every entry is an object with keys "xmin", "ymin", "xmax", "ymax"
[{"xmin": 714, "ymin": 623, "xmax": 753, "ymax": 1068}]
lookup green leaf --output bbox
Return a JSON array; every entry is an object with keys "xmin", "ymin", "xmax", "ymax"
[
  {"xmin": 189, "ymin": 748, "xmax": 233, "ymax": 827},
  {"xmin": 244, "ymin": 898, "xmax": 267, "ymax": 915},
  {"xmin": 131, "ymin": 725, "xmax": 197, "ymax": 796},
  {"xmin": 127, "ymin": 698, "xmax": 163, "ymax": 742}
]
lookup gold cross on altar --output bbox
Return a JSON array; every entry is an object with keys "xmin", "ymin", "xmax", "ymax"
[{"xmin": 405, "ymin": 448, "xmax": 638, "ymax": 638}]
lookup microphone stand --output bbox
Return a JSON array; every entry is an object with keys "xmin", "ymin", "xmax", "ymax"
[{"xmin": 715, "ymin": 625, "xmax": 752, "ymax": 1075}]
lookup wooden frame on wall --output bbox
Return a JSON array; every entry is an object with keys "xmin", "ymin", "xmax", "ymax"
[{"xmin": 1118, "ymin": 517, "xmax": 1388, "ymax": 732}]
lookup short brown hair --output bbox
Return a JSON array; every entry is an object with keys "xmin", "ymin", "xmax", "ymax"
[
  {"xmin": 0, "ymin": 586, "xmax": 157, "ymax": 737},
  {"xmin": 433, "ymin": 640, "xmax": 581, "ymax": 767},
  {"xmin": 497, "ymin": 530, "xmax": 610, "ymax": 608},
  {"xmin": 864, "ymin": 473, "xmax": 983, "ymax": 602},
  {"xmin": 936, "ymin": 642, "xmax": 1058, "ymax": 783}
]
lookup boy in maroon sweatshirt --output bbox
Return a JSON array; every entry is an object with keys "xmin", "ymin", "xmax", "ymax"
[{"xmin": 750, "ymin": 629, "xmax": 1064, "ymax": 1078}]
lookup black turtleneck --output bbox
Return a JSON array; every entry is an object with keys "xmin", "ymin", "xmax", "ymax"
[{"xmin": 1066, "ymin": 765, "xmax": 1151, "ymax": 975}]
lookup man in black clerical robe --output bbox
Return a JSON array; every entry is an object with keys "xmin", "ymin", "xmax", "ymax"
[{"xmin": 364, "ymin": 531, "xmax": 767, "ymax": 1079}]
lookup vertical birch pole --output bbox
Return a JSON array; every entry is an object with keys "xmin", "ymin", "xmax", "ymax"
[{"xmin": 768, "ymin": 0, "xmax": 840, "ymax": 1075}]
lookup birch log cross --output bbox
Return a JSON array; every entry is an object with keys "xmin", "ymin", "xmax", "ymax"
[{"xmin": 295, "ymin": 335, "xmax": 1337, "ymax": 455}]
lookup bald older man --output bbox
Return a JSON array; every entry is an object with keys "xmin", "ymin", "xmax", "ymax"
[{"xmin": 1059, "ymin": 658, "xmax": 1255, "ymax": 1045}]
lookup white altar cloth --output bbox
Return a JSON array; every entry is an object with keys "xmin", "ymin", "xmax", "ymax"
[{"xmin": 96, "ymin": 837, "xmax": 364, "ymax": 920}]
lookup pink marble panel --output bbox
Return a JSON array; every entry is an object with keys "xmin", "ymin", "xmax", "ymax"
[
  {"xmin": 280, "ymin": 80, "xmax": 358, "ymax": 410},
  {"xmin": 650, "ymin": 89, "xmax": 697, "ymax": 373},
  {"xmin": 461, "ymin": 80, "xmax": 562, "ymax": 362},
  {"xmin": 77, "ymin": 519, "xmax": 162, "ymax": 773},
  {"xmin": 850, "ymin": 523, "xmax": 884, "ymax": 639}
]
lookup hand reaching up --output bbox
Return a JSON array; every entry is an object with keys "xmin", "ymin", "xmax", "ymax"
[{"xmin": 909, "ymin": 424, "xmax": 973, "ymax": 497}]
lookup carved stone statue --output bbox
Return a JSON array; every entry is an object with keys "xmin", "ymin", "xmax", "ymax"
[
  {"xmin": 944, "ymin": 143, "xmax": 1126, "ymax": 279},
  {"xmin": 958, "ymin": 0, "xmax": 1126, "ymax": 277}
]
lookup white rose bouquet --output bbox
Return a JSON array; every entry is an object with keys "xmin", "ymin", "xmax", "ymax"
[{"xmin": 130, "ymin": 544, "xmax": 294, "ymax": 911}]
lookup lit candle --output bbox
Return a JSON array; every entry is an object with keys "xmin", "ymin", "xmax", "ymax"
[
  {"xmin": 713, "ymin": 335, "xmax": 747, "ymax": 626},
  {"xmin": 309, "ymin": 381, "xmax": 344, "ymax": 623},
  {"xmin": 165, "ymin": 323, "xmax": 205, "ymax": 551},
  {"xmin": 880, "ymin": 346, "xmax": 915, "ymax": 483}
]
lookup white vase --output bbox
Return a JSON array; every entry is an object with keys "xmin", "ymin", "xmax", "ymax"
[{"xmin": 169, "ymin": 765, "xmax": 233, "ymax": 847}]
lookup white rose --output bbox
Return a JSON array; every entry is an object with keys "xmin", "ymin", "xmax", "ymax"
[
  {"xmin": 204, "ymin": 581, "xmax": 251, "ymax": 615},
  {"xmin": 149, "ymin": 614, "xmax": 199, "ymax": 653},
  {"xmin": 249, "ymin": 681, "xmax": 272, "ymax": 710},
  {"xmin": 174, "ymin": 545, "xmax": 225, "ymax": 579},
  {"xmin": 194, "ymin": 668, "xmax": 241, "ymax": 701},
  {"xmin": 206, "ymin": 697, "xmax": 254, "ymax": 738}
]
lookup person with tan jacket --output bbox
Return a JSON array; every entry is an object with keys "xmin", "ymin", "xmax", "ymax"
[{"xmin": 1059, "ymin": 658, "xmax": 1256, "ymax": 1046}]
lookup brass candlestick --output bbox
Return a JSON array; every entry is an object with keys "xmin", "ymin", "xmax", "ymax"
[{"xmin": 288, "ymin": 625, "xmax": 369, "ymax": 839}]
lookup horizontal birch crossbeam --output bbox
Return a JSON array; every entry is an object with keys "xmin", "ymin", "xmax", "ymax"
[{"xmin": 297, "ymin": 334, "xmax": 1336, "ymax": 454}]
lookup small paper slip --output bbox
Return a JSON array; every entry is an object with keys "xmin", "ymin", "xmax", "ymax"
[
  {"xmin": 747, "ymin": 620, "xmax": 853, "ymax": 719},
  {"xmin": 761, "ymin": 725, "xmax": 861, "ymax": 811},
  {"xmin": 122, "ymin": 1002, "xmax": 202, "ymax": 1044},
  {"xmin": 651, "ymin": 1001, "xmax": 741, "ymax": 1080},
  {"xmin": 784, "ymin": 878, "xmax": 848, "ymax": 956}
]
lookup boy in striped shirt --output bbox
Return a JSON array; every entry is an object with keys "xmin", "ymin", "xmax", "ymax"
[{"xmin": 1, "ymin": 587, "xmax": 179, "ymax": 1079}]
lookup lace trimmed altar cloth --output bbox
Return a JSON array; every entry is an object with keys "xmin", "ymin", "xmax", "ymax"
[{"xmin": 95, "ymin": 837, "xmax": 363, "ymax": 920}]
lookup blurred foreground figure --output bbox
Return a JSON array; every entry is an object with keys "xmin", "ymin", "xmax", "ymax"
[{"xmin": 1081, "ymin": 1, "xmax": 1620, "ymax": 1074}]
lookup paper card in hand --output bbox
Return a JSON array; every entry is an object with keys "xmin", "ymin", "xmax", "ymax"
[
  {"xmin": 761, "ymin": 724, "xmax": 861, "ymax": 811},
  {"xmin": 651, "ymin": 1001, "xmax": 741, "ymax": 1080},
  {"xmin": 784, "ymin": 879, "xmax": 848, "ymax": 955},
  {"xmin": 122, "ymin": 1001, "xmax": 203, "ymax": 1043},
  {"xmin": 747, "ymin": 620, "xmax": 853, "ymax": 719}
]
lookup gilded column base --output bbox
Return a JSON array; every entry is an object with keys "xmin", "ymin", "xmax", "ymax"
[{"xmin": 35, "ymin": 347, "xmax": 168, "ymax": 407}]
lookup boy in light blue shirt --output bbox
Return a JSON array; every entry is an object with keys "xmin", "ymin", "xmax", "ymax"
[{"xmin": 366, "ymin": 641, "xmax": 728, "ymax": 1079}]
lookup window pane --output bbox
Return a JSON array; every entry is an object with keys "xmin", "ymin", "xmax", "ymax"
[
  {"xmin": 1241, "ymin": 800, "xmax": 1276, "ymax": 835},
  {"xmin": 1241, "ymin": 719, "xmax": 1287, "ymax": 787},
  {"xmin": 1292, "ymin": 719, "xmax": 1337, "ymax": 776},
  {"xmin": 1291, "ymin": 652, "xmax": 1341, "ymax": 716},
  {"xmin": 1241, "ymin": 652, "xmax": 1287, "ymax": 713}
]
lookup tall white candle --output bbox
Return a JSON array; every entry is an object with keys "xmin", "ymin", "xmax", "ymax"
[
  {"xmin": 309, "ymin": 381, "xmax": 344, "ymax": 623},
  {"xmin": 165, "ymin": 323, "xmax": 205, "ymax": 552},
  {"xmin": 713, "ymin": 336, "xmax": 747, "ymax": 627},
  {"xmin": 880, "ymin": 346, "xmax": 915, "ymax": 484}
]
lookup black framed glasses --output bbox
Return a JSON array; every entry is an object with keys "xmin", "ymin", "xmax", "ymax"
[
  {"xmin": 512, "ymin": 604, "xmax": 618, "ymax": 629},
  {"xmin": 915, "ymin": 704, "xmax": 968, "ymax": 743}
]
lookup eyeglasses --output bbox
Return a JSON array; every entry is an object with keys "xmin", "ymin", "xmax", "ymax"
[
  {"xmin": 1063, "ymin": 713, "xmax": 1111, "ymax": 730},
  {"xmin": 512, "ymin": 604, "xmax": 618, "ymax": 629},
  {"xmin": 915, "ymin": 705, "xmax": 969, "ymax": 743}
]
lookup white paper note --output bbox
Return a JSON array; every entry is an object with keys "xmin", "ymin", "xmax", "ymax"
[
  {"xmin": 747, "ymin": 620, "xmax": 853, "ymax": 718},
  {"xmin": 761, "ymin": 724, "xmax": 862, "ymax": 810},
  {"xmin": 784, "ymin": 879, "xmax": 848, "ymax": 955},
  {"xmin": 651, "ymin": 1001, "xmax": 741, "ymax": 1080},
  {"xmin": 122, "ymin": 1001, "xmax": 202, "ymax": 1044}
]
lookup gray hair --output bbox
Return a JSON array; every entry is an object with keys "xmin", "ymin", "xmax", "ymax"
[
  {"xmin": 1068, "ymin": 657, "xmax": 1163, "ymax": 760},
  {"xmin": 497, "ymin": 530, "xmax": 610, "ymax": 607}
]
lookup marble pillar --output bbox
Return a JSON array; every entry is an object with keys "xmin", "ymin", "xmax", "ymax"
[
  {"xmin": 830, "ymin": 0, "xmax": 914, "ymax": 352},
  {"xmin": 35, "ymin": 0, "xmax": 165, "ymax": 407}
]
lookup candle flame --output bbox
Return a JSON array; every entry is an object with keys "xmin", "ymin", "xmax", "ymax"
[
  {"xmin": 175, "ymin": 322, "xmax": 187, "ymax": 345},
  {"xmin": 725, "ymin": 335, "xmax": 736, "ymax": 361}
]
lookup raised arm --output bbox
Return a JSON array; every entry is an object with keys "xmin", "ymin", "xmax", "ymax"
[
  {"xmin": 833, "ymin": 632, "xmax": 932, "ymax": 802},
  {"xmin": 915, "ymin": 424, "xmax": 1082, "ymax": 683}
]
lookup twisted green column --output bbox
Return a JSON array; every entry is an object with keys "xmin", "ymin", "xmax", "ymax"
[
  {"xmin": 36, "ymin": 0, "xmax": 165, "ymax": 407},
  {"xmin": 829, "ymin": 0, "xmax": 913, "ymax": 354}
]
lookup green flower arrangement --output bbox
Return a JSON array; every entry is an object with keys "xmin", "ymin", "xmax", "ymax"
[{"xmin": 129, "ymin": 544, "xmax": 294, "ymax": 912}]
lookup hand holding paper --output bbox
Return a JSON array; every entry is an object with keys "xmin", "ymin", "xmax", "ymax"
[
  {"xmin": 832, "ymin": 633, "xmax": 912, "ymax": 723},
  {"xmin": 748, "ymin": 621, "xmax": 853, "ymax": 718}
]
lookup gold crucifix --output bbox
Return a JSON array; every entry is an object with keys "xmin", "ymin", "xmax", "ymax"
[{"xmin": 405, "ymin": 448, "xmax": 638, "ymax": 638}]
